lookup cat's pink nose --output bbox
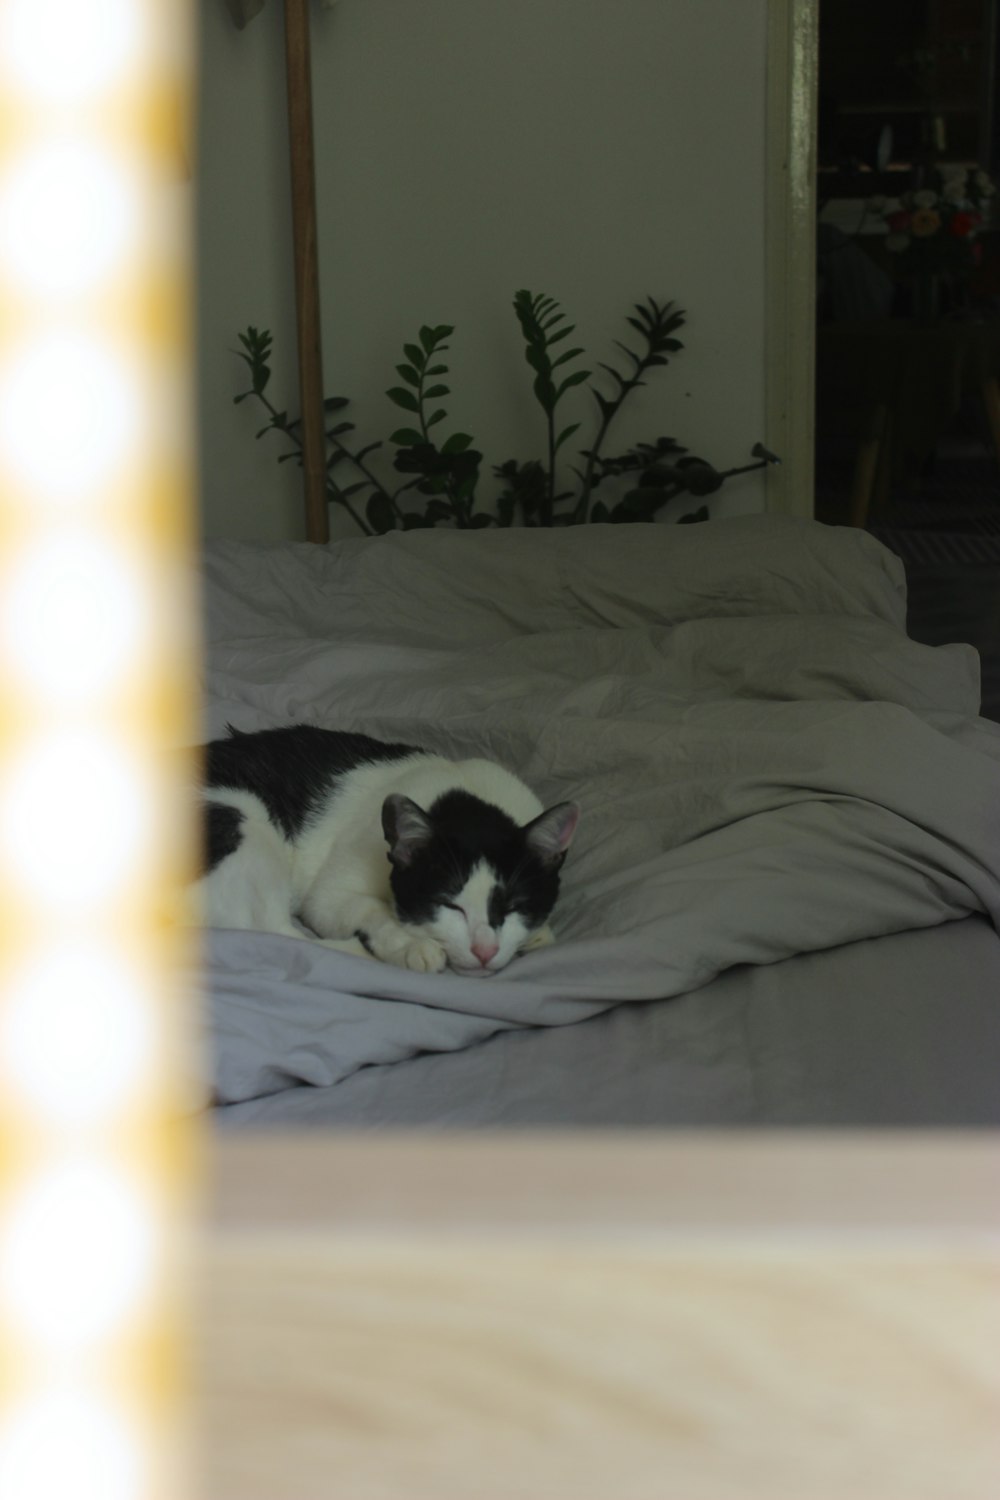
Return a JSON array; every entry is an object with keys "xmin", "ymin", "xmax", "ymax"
[{"xmin": 471, "ymin": 938, "xmax": 499, "ymax": 966}]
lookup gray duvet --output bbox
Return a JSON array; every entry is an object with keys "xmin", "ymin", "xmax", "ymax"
[{"xmin": 200, "ymin": 517, "xmax": 1000, "ymax": 1118}]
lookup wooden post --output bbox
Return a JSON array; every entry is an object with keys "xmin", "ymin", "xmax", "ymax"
[{"xmin": 283, "ymin": 0, "xmax": 329, "ymax": 543}]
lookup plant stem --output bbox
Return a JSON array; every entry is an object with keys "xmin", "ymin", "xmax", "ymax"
[
  {"xmin": 574, "ymin": 402, "xmax": 619, "ymax": 523},
  {"xmin": 257, "ymin": 392, "xmax": 371, "ymax": 533},
  {"xmin": 573, "ymin": 356, "xmax": 656, "ymax": 523},
  {"xmin": 326, "ymin": 433, "xmax": 409, "ymax": 525},
  {"xmin": 255, "ymin": 388, "xmax": 383, "ymax": 535},
  {"xmin": 328, "ymin": 487, "xmax": 373, "ymax": 536},
  {"xmin": 414, "ymin": 343, "xmax": 474, "ymax": 526},
  {"xmin": 544, "ymin": 412, "xmax": 556, "ymax": 527}
]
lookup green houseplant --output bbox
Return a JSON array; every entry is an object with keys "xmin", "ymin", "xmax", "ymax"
[{"xmin": 234, "ymin": 291, "xmax": 776, "ymax": 536}]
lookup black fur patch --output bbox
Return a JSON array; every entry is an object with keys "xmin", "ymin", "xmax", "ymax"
[
  {"xmin": 390, "ymin": 789, "xmax": 562, "ymax": 931},
  {"xmin": 203, "ymin": 725, "xmax": 420, "ymax": 840},
  {"xmin": 204, "ymin": 802, "xmax": 244, "ymax": 873}
]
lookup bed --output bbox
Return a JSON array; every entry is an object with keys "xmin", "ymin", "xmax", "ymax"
[{"xmin": 195, "ymin": 513, "xmax": 1000, "ymax": 1127}]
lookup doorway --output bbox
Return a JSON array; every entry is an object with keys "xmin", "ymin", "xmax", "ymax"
[{"xmin": 814, "ymin": 0, "xmax": 1000, "ymax": 720}]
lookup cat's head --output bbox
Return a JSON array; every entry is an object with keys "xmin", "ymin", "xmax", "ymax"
[{"xmin": 382, "ymin": 789, "xmax": 579, "ymax": 977}]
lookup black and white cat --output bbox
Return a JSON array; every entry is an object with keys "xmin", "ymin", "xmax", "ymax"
[{"xmin": 195, "ymin": 725, "xmax": 579, "ymax": 977}]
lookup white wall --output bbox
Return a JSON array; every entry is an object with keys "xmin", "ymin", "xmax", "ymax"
[{"xmin": 197, "ymin": 0, "xmax": 768, "ymax": 541}]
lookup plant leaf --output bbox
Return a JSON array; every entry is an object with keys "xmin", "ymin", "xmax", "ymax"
[
  {"xmin": 419, "ymin": 324, "xmax": 453, "ymax": 354},
  {"xmin": 442, "ymin": 432, "xmax": 474, "ymax": 454},
  {"xmin": 386, "ymin": 386, "xmax": 420, "ymax": 413},
  {"xmin": 404, "ymin": 343, "xmax": 425, "ymax": 369},
  {"xmin": 532, "ymin": 375, "xmax": 556, "ymax": 412},
  {"xmin": 423, "ymin": 384, "xmax": 450, "ymax": 398},
  {"xmin": 396, "ymin": 364, "xmax": 421, "ymax": 387},
  {"xmin": 622, "ymin": 487, "xmax": 663, "ymax": 516},
  {"xmin": 556, "ymin": 369, "xmax": 591, "ymax": 398},
  {"xmin": 639, "ymin": 462, "xmax": 680, "ymax": 488},
  {"xmin": 676, "ymin": 462, "xmax": 723, "ymax": 495},
  {"xmin": 426, "ymin": 409, "xmax": 446, "ymax": 428},
  {"xmin": 554, "ymin": 422, "xmax": 581, "ymax": 452},
  {"xmin": 613, "ymin": 340, "xmax": 642, "ymax": 366},
  {"xmin": 598, "ymin": 361, "xmax": 627, "ymax": 386},
  {"xmin": 551, "ymin": 346, "xmax": 584, "ymax": 369},
  {"xmin": 366, "ymin": 492, "xmax": 396, "ymax": 533},
  {"xmin": 390, "ymin": 427, "xmax": 425, "ymax": 446},
  {"xmin": 323, "ymin": 395, "xmax": 351, "ymax": 411}
]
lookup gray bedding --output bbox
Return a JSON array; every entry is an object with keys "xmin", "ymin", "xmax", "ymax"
[
  {"xmin": 215, "ymin": 917, "xmax": 1000, "ymax": 1126},
  {"xmin": 200, "ymin": 517, "xmax": 1000, "ymax": 1124}
]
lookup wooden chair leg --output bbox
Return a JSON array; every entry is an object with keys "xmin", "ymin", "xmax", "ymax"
[{"xmin": 848, "ymin": 404, "xmax": 887, "ymax": 529}]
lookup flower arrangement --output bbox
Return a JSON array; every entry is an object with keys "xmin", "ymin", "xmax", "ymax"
[{"xmin": 871, "ymin": 165, "xmax": 995, "ymax": 279}]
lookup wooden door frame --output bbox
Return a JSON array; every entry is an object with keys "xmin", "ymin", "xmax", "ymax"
[{"xmin": 765, "ymin": 0, "xmax": 819, "ymax": 518}]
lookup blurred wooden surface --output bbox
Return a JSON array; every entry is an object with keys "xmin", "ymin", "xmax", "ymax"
[{"xmin": 201, "ymin": 1133, "xmax": 1000, "ymax": 1500}]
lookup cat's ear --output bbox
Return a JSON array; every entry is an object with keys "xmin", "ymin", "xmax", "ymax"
[
  {"xmin": 523, "ymin": 801, "xmax": 579, "ymax": 867},
  {"xmin": 382, "ymin": 794, "xmax": 434, "ymax": 865}
]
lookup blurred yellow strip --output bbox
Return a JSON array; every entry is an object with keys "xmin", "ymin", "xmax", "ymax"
[{"xmin": 0, "ymin": 4, "xmax": 198, "ymax": 1498}]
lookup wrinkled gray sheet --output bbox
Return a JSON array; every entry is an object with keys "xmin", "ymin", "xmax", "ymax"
[
  {"xmin": 200, "ymin": 517, "xmax": 1000, "ymax": 1113},
  {"xmin": 215, "ymin": 917, "xmax": 1000, "ymax": 1127}
]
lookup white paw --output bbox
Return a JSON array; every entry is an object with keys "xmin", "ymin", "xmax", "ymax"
[{"xmin": 399, "ymin": 935, "xmax": 447, "ymax": 973}]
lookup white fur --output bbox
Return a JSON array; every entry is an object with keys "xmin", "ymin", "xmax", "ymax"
[
  {"xmin": 197, "ymin": 753, "xmax": 553, "ymax": 975},
  {"xmin": 432, "ymin": 859, "xmax": 529, "ymax": 977}
]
